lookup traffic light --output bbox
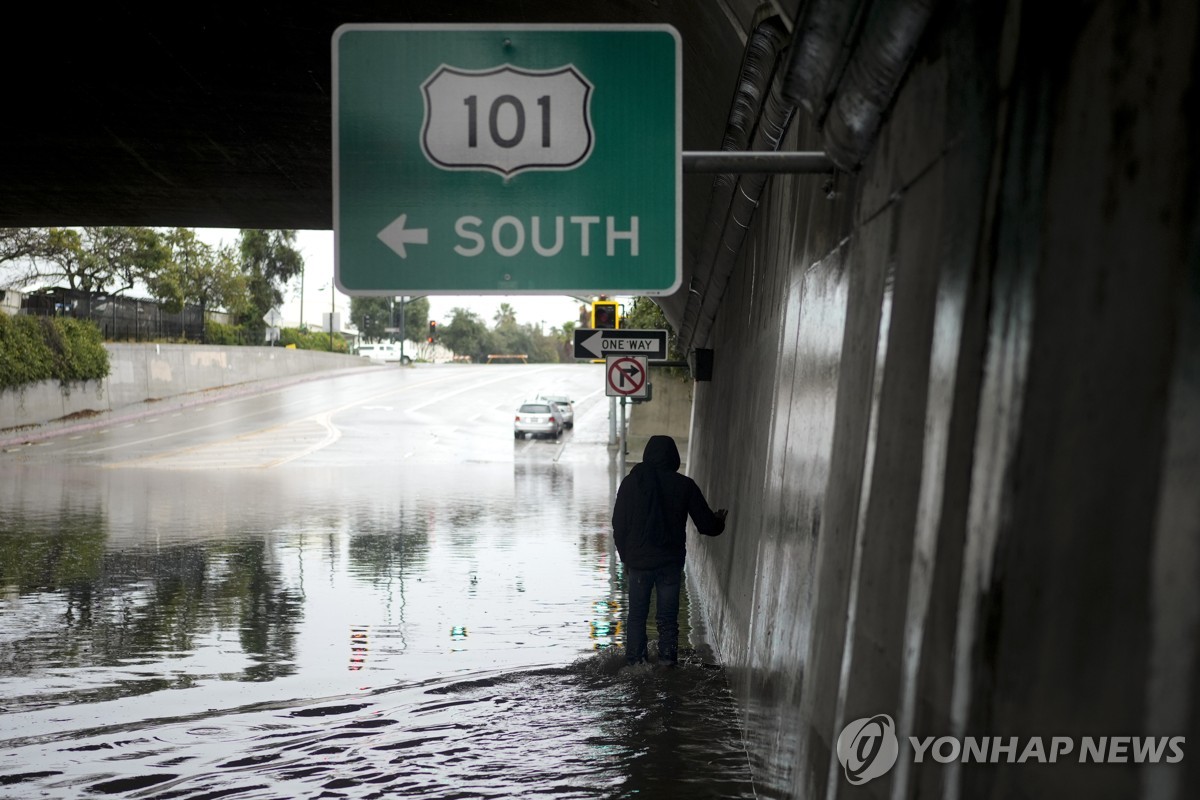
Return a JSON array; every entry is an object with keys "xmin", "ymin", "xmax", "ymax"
[
  {"xmin": 428, "ymin": 320, "xmax": 437, "ymax": 343},
  {"xmin": 592, "ymin": 300, "xmax": 619, "ymax": 330}
]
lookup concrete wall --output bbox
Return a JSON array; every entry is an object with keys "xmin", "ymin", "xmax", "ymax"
[
  {"xmin": 0, "ymin": 343, "xmax": 368, "ymax": 432},
  {"xmin": 627, "ymin": 371, "xmax": 694, "ymax": 464},
  {"xmin": 684, "ymin": 3, "xmax": 1199, "ymax": 799}
]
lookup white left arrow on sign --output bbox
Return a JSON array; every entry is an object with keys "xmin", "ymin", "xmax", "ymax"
[
  {"xmin": 580, "ymin": 330, "xmax": 605, "ymax": 358},
  {"xmin": 378, "ymin": 214, "xmax": 429, "ymax": 259}
]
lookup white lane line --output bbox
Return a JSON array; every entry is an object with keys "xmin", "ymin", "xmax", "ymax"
[{"xmin": 265, "ymin": 411, "xmax": 342, "ymax": 468}]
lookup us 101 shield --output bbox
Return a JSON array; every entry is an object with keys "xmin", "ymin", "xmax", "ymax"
[{"xmin": 421, "ymin": 64, "xmax": 594, "ymax": 177}]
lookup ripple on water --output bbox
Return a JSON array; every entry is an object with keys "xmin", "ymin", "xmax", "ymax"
[{"xmin": 0, "ymin": 649, "xmax": 756, "ymax": 799}]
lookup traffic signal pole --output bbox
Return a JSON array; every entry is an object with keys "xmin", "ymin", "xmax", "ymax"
[{"xmin": 397, "ymin": 298, "xmax": 405, "ymax": 364}]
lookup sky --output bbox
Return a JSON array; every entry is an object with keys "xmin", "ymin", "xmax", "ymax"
[{"xmin": 196, "ymin": 228, "xmax": 619, "ymax": 333}]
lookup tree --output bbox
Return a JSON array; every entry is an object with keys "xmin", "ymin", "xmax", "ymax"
[
  {"xmin": 350, "ymin": 296, "xmax": 392, "ymax": 341},
  {"xmin": 144, "ymin": 230, "xmax": 246, "ymax": 339},
  {"xmin": 439, "ymin": 307, "xmax": 492, "ymax": 362},
  {"xmin": 0, "ymin": 228, "xmax": 50, "ymax": 281},
  {"xmin": 146, "ymin": 228, "xmax": 206, "ymax": 313},
  {"xmin": 237, "ymin": 230, "xmax": 303, "ymax": 338},
  {"xmin": 493, "ymin": 303, "xmax": 518, "ymax": 329},
  {"xmin": 527, "ymin": 325, "xmax": 560, "ymax": 363},
  {"xmin": 552, "ymin": 320, "xmax": 577, "ymax": 362},
  {"xmin": 401, "ymin": 296, "xmax": 430, "ymax": 342},
  {"xmin": 623, "ymin": 296, "xmax": 689, "ymax": 377},
  {"xmin": 89, "ymin": 226, "xmax": 170, "ymax": 296},
  {"xmin": 349, "ymin": 296, "xmax": 429, "ymax": 342},
  {"xmin": 29, "ymin": 228, "xmax": 100, "ymax": 293},
  {"xmin": 491, "ymin": 318, "xmax": 533, "ymax": 360},
  {"xmin": 191, "ymin": 243, "xmax": 248, "ymax": 320},
  {"xmin": 3, "ymin": 226, "xmax": 169, "ymax": 302}
]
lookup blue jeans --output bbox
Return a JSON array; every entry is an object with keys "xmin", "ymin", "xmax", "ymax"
[{"xmin": 625, "ymin": 563, "xmax": 683, "ymax": 664}]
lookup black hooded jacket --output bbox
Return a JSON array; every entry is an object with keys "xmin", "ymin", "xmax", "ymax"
[{"xmin": 612, "ymin": 435, "xmax": 725, "ymax": 569}]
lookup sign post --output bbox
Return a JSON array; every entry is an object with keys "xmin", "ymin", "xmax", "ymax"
[{"xmin": 333, "ymin": 24, "xmax": 680, "ymax": 296}]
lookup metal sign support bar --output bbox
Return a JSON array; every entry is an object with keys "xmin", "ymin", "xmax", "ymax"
[{"xmin": 682, "ymin": 151, "xmax": 835, "ymax": 173}]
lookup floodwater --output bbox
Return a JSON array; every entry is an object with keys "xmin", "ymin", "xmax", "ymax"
[{"xmin": 0, "ymin": 365, "xmax": 755, "ymax": 799}]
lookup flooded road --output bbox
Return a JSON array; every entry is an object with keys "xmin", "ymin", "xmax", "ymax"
[{"xmin": 0, "ymin": 364, "xmax": 755, "ymax": 799}]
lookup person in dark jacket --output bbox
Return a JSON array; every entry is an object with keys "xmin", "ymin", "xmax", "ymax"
[{"xmin": 612, "ymin": 435, "xmax": 728, "ymax": 666}]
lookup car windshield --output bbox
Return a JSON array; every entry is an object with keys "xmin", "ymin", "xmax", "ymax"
[
  {"xmin": 519, "ymin": 404, "xmax": 551, "ymax": 414},
  {"xmin": 541, "ymin": 396, "xmax": 569, "ymax": 404}
]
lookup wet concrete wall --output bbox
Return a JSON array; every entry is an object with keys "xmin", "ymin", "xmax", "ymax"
[
  {"xmin": 628, "ymin": 372, "xmax": 694, "ymax": 463},
  {"xmin": 683, "ymin": 3, "xmax": 1199, "ymax": 799}
]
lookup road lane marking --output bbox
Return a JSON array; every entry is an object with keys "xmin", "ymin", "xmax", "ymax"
[
  {"xmin": 98, "ymin": 369, "xmax": 531, "ymax": 468},
  {"xmin": 265, "ymin": 411, "xmax": 341, "ymax": 468}
]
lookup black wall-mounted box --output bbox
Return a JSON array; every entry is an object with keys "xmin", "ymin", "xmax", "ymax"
[{"xmin": 690, "ymin": 348, "xmax": 714, "ymax": 381}]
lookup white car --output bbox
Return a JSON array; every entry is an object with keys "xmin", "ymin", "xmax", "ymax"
[
  {"xmin": 537, "ymin": 394, "xmax": 574, "ymax": 428},
  {"xmin": 514, "ymin": 401, "xmax": 564, "ymax": 439}
]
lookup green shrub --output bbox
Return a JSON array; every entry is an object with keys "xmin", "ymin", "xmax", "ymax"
[
  {"xmin": 0, "ymin": 315, "xmax": 109, "ymax": 391},
  {"xmin": 204, "ymin": 321, "xmax": 245, "ymax": 345},
  {"xmin": 61, "ymin": 318, "xmax": 110, "ymax": 381},
  {"xmin": 0, "ymin": 314, "xmax": 53, "ymax": 389},
  {"xmin": 279, "ymin": 327, "xmax": 349, "ymax": 353}
]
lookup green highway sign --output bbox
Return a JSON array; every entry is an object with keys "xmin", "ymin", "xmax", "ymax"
[{"xmin": 333, "ymin": 24, "xmax": 681, "ymax": 296}]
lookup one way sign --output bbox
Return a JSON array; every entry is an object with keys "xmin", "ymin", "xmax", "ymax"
[{"xmin": 574, "ymin": 328, "xmax": 668, "ymax": 359}]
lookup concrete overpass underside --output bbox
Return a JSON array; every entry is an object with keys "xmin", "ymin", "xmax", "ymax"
[{"xmin": 3, "ymin": 2, "xmax": 1198, "ymax": 799}]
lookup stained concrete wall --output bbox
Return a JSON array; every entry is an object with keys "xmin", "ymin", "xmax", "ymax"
[
  {"xmin": 0, "ymin": 343, "xmax": 369, "ymax": 433},
  {"xmin": 627, "ymin": 371, "xmax": 694, "ymax": 464},
  {"xmin": 683, "ymin": 3, "xmax": 1199, "ymax": 799}
]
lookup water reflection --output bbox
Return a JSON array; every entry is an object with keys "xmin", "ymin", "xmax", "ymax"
[{"xmin": 0, "ymin": 458, "xmax": 753, "ymax": 797}]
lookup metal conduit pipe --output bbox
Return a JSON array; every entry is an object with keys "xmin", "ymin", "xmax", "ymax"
[
  {"xmin": 685, "ymin": 69, "xmax": 797, "ymax": 352},
  {"xmin": 785, "ymin": 0, "xmax": 936, "ymax": 171},
  {"xmin": 664, "ymin": 15, "xmax": 789, "ymax": 336},
  {"xmin": 823, "ymin": 0, "xmax": 935, "ymax": 170},
  {"xmin": 781, "ymin": 0, "xmax": 866, "ymax": 119}
]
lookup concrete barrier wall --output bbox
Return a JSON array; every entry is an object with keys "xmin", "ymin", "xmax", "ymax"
[
  {"xmin": 0, "ymin": 344, "xmax": 367, "ymax": 431},
  {"xmin": 684, "ymin": 4, "xmax": 1199, "ymax": 800},
  {"xmin": 627, "ymin": 372, "xmax": 693, "ymax": 463}
]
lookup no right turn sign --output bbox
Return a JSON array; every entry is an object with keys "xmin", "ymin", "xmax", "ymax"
[{"xmin": 606, "ymin": 356, "xmax": 648, "ymax": 398}]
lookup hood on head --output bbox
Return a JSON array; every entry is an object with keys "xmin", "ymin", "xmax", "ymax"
[{"xmin": 642, "ymin": 435, "xmax": 680, "ymax": 472}]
